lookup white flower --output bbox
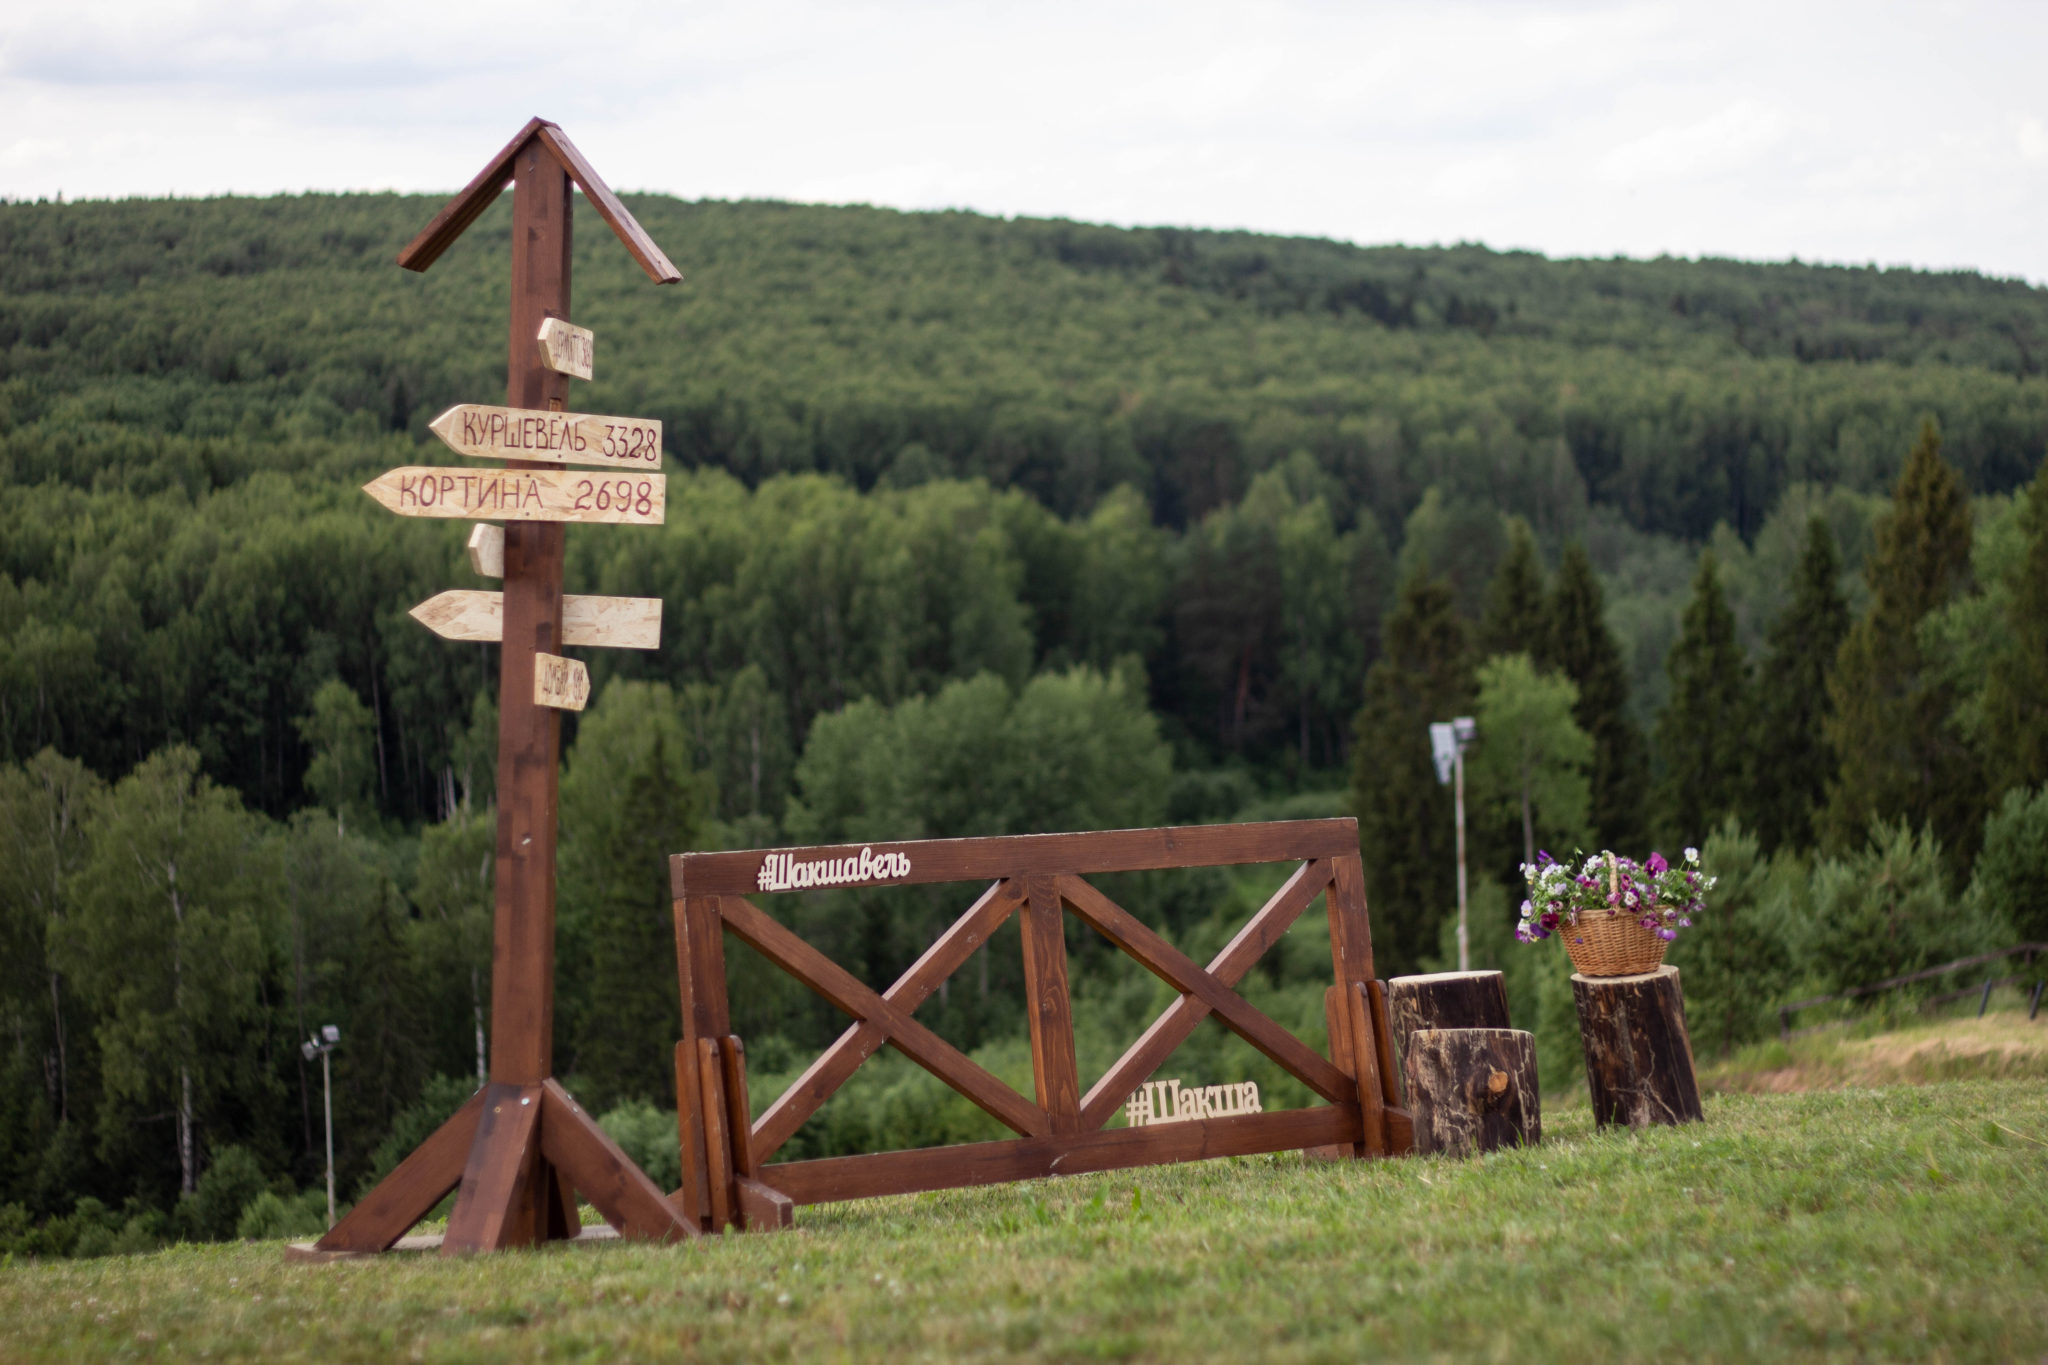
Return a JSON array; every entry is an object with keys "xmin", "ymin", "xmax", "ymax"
[{"xmin": 1684, "ymin": 847, "xmax": 1699, "ymax": 863}]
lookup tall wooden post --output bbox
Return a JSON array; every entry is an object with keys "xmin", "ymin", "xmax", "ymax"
[{"xmin": 312, "ymin": 118, "xmax": 698, "ymax": 1259}]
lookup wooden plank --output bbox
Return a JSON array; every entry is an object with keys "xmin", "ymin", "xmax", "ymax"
[
  {"xmin": 428, "ymin": 405, "xmax": 660, "ymax": 471},
  {"xmin": 533, "ymin": 124, "xmax": 684, "ymax": 284},
  {"xmin": 395, "ymin": 116, "xmax": 544, "ymax": 273},
  {"xmin": 442, "ymin": 1083, "xmax": 543, "ymax": 1253},
  {"xmin": 1344, "ymin": 983, "xmax": 1389, "ymax": 1157},
  {"xmin": 750, "ymin": 878, "xmax": 1022, "ymax": 1164},
  {"xmin": 536, "ymin": 318, "xmax": 594, "ymax": 380},
  {"xmin": 717, "ymin": 1037, "xmax": 756, "ymax": 1179},
  {"xmin": 316, "ymin": 1088, "xmax": 482, "ymax": 1252},
  {"xmin": 672, "ymin": 820, "xmax": 1360, "ymax": 899},
  {"xmin": 1021, "ymin": 875, "xmax": 1082, "ymax": 1133},
  {"xmin": 1077, "ymin": 859, "xmax": 1332, "ymax": 1130},
  {"xmin": 538, "ymin": 1081, "xmax": 696, "ymax": 1241},
  {"xmin": 1321, "ymin": 984, "xmax": 1363, "ymax": 1159},
  {"xmin": 1326, "ymin": 854, "xmax": 1378, "ymax": 988},
  {"xmin": 718, "ymin": 896, "xmax": 1050, "ymax": 1137},
  {"xmin": 1366, "ymin": 978, "xmax": 1402, "ymax": 1108},
  {"xmin": 697, "ymin": 1038, "xmax": 734, "ymax": 1231},
  {"xmin": 411, "ymin": 590, "xmax": 662, "ymax": 650},
  {"xmin": 468, "ymin": 523, "xmax": 504, "ymax": 577},
  {"xmin": 533, "ymin": 652, "xmax": 590, "ymax": 711},
  {"xmin": 736, "ymin": 1177, "xmax": 794, "ymax": 1232},
  {"xmin": 1059, "ymin": 874, "xmax": 1351, "ymax": 1105},
  {"xmin": 365, "ymin": 466, "xmax": 666, "ymax": 525},
  {"xmin": 672, "ymin": 896, "xmax": 730, "ymax": 1227},
  {"xmin": 765, "ymin": 1104, "xmax": 1363, "ymax": 1207}
]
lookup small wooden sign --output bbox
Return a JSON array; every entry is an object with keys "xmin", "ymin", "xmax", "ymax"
[
  {"xmin": 467, "ymin": 523, "xmax": 504, "ymax": 577},
  {"xmin": 536, "ymin": 318, "xmax": 594, "ymax": 380},
  {"xmin": 427, "ymin": 405, "xmax": 660, "ymax": 471},
  {"xmin": 409, "ymin": 590, "xmax": 662, "ymax": 650},
  {"xmin": 1123, "ymin": 1079, "xmax": 1261, "ymax": 1128},
  {"xmin": 364, "ymin": 467, "xmax": 666, "ymax": 525},
  {"xmin": 534, "ymin": 652, "xmax": 590, "ymax": 711}
]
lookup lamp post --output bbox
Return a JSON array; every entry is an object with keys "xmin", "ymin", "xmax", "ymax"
[
  {"xmin": 301, "ymin": 1024, "xmax": 341, "ymax": 1228},
  {"xmin": 1429, "ymin": 717, "xmax": 1478, "ymax": 971}
]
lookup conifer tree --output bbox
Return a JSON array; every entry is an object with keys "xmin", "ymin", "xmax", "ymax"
[
  {"xmin": 1544, "ymin": 543, "xmax": 1648, "ymax": 853},
  {"xmin": 1979, "ymin": 456, "xmax": 2048, "ymax": 797},
  {"xmin": 1479, "ymin": 518, "xmax": 1547, "ymax": 658},
  {"xmin": 1746, "ymin": 515, "xmax": 1849, "ymax": 853},
  {"xmin": 1820, "ymin": 420, "xmax": 1980, "ymax": 859},
  {"xmin": 1656, "ymin": 550, "xmax": 1750, "ymax": 842},
  {"xmin": 1349, "ymin": 565, "xmax": 1473, "ymax": 976}
]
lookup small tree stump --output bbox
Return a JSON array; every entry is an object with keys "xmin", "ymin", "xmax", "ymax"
[
  {"xmin": 1387, "ymin": 971, "xmax": 1511, "ymax": 1061},
  {"xmin": 1571, "ymin": 965, "xmax": 1703, "ymax": 1130},
  {"xmin": 1401, "ymin": 1028, "xmax": 1540, "ymax": 1157}
]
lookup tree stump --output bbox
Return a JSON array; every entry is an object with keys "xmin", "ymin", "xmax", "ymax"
[
  {"xmin": 1387, "ymin": 971, "xmax": 1511, "ymax": 1063},
  {"xmin": 1401, "ymin": 1028, "xmax": 1539, "ymax": 1157},
  {"xmin": 1571, "ymin": 965, "xmax": 1703, "ymax": 1130}
]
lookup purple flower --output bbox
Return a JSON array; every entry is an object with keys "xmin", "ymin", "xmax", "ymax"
[
  {"xmin": 1658, "ymin": 928, "xmax": 1677, "ymax": 942},
  {"xmin": 1541, "ymin": 911, "xmax": 1560, "ymax": 930},
  {"xmin": 1647, "ymin": 852, "xmax": 1668, "ymax": 876},
  {"xmin": 1537, "ymin": 850, "xmax": 1555, "ymax": 867}
]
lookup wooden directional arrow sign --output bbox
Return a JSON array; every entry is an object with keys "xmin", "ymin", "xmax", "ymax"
[
  {"xmin": 363, "ymin": 467, "xmax": 665, "ymax": 524},
  {"xmin": 427, "ymin": 405, "xmax": 659, "ymax": 470},
  {"xmin": 533, "ymin": 652, "xmax": 591, "ymax": 710},
  {"xmin": 410, "ymin": 590, "xmax": 662, "ymax": 650},
  {"xmin": 536, "ymin": 318, "xmax": 594, "ymax": 380}
]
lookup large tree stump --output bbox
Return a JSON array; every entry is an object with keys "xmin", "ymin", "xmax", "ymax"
[
  {"xmin": 1401, "ymin": 1028, "xmax": 1539, "ymax": 1157},
  {"xmin": 1387, "ymin": 972, "xmax": 1511, "ymax": 1063},
  {"xmin": 1571, "ymin": 966, "xmax": 1703, "ymax": 1130}
]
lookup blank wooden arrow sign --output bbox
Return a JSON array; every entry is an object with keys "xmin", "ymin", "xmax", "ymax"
[
  {"xmin": 427, "ymin": 406, "xmax": 659, "ymax": 470},
  {"xmin": 363, "ymin": 468, "xmax": 665, "ymax": 524},
  {"xmin": 411, "ymin": 590, "xmax": 662, "ymax": 650}
]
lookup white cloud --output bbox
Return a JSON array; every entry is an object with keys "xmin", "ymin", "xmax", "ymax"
[{"xmin": 2, "ymin": 0, "xmax": 2046, "ymax": 280}]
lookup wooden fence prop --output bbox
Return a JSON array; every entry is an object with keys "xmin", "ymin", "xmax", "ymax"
[
  {"xmin": 669, "ymin": 818, "xmax": 1414, "ymax": 1231},
  {"xmin": 313, "ymin": 118, "xmax": 695, "ymax": 1257}
]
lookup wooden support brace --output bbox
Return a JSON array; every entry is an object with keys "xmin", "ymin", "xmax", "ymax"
[
  {"xmin": 442, "ymin": 1082, "xmax": 544, "ymax": 1254},
  {"xmin": 537, "ymin": 1081, "xmax": 696, "ymax": 1242},
  {"xmin": 697, "ymin": 1037, "xmax": 735, "ymax": 1231},
  {"xmin": 316, "ymin": 1088, "xmax": 483, "ymax": 1252},
  {"xmin": 713, "ymin": 1036, "xmax": 791, "ymax": 1231}
]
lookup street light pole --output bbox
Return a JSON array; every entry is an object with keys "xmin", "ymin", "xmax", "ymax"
[
  {"xmin": 1429, "ymin": 717, "xmax": 1478, "ymax": 973},
  {"xmin": 1453, "ymin": 737, "xmax": 1469, "ymax": 973},
  {"xmin": 321, "ymin": 1045, "xmax": 335, "ymax": 1228},
  {"xmin": 302, "ymin": 1024, "xmax": 341, "ymax": 1229}
]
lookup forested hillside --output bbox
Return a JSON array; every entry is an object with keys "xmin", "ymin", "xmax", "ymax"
[{"xmin": 3, "ymin": 191, "xmax": 2047, "ymax": 1251}]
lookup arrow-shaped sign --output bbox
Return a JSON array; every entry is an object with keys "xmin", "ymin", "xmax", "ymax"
[
  {"xmin": 534, "ymin": 652, "xmax": 591, "ymax": 710},
  {"xmin": 537, "ymin": 319, "xmax": 594, "ymax": 381},
  {"xmin": 427, "ymin": 405, "xmax": 659, "ymax": 471},
  {"xmin": 410, "ymin": 590, "xmax": 662, "ymax": 650},
  {"xmin": 363, "ymin": 467, "xmax": 665, "ymax": 524}
]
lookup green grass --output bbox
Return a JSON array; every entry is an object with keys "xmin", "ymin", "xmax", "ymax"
[{"xmin": 4, "ymin": 1082, "xmax": 2045, "ymax": 1362}]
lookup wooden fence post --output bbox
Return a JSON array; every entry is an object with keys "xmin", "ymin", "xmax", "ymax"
[
  {"xmin": 1021, "ymin": 874, "xmax": 1081, "ymax": 1132},
  {"xmin": 673, "ymin": 891, "xmax": 730, "ymax": 1228}
]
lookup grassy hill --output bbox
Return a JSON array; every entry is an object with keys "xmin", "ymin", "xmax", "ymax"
[{"xmin": 2, "ymin": 1079, "xmax": 2042, "ymax": 1362}]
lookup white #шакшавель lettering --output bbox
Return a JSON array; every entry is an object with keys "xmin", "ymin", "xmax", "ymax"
[
  {"xmin": 1122, "ymin": 1078, "xmax": 1262, "ymax": 1128},
  {"xmin": 756, "ymin": 846, "xmax": 911, "ymax": 892}
]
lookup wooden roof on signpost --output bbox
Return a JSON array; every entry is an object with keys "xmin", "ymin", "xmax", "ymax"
[{"xmin": 395, "ymin": 116, "xmax": 683, "ymax": 283}]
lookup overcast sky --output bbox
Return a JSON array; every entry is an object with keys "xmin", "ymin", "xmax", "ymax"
[{"xmin": 5, "ymin": 1, "xmax": 2045, "ymax": 281}]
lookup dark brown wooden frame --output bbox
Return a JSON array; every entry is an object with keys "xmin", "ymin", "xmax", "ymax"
[{"xmin": 669, "ymin": 818, "xmax": 1413, "ymax": 1231}]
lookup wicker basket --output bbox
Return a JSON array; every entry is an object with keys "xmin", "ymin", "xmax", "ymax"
[
  {"xmin": 1559, "ymin": 908, "xmax": 1668, "ymax": 976},
  {"xmin": 1559, "ymin": 852, "xmax": 1669, "ymax": 976}
]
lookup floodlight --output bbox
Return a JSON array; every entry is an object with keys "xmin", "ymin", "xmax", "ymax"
[
  {"xmin": 301, "ymin": 1040, "xmax": 318, "ymax": 1061},
  {"xmin": 322, "ymin": 1024, "xmax": 341, "ymax": 1044}
]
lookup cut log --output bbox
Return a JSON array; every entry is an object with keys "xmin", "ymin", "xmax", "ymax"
[
  {"xmin": 1571, "ymin": 966, "xmax": 1703, "ymax": 1130},
  {"xmin": 1387, "ymin": 971, "xmax": 1511, "ymax": 1066},
  {"xmin": 1400, "ymin": 1028, "xmax": 1539, "ymax": 1157}
]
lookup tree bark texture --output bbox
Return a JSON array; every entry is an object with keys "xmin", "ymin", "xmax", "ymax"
[
  {"xmin": 1571, "ymin": 965, "xmax": 1703, "ymax": 1130},
  {"xmin": 1401, "ymin": 1028, "xmax": 1539, "ymax": 1157},
  {"xmin": 1387, "ymin": 970, "xmax": 1511, "ymax": 1080}
]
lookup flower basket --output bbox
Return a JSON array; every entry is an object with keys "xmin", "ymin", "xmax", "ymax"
[
  {"xmin": 1559, "ymin": 907, "xmax": 1669, "ymax": 976},
  {"xmin": 1518, "ymin": 847, "xmax": 1713, "ymax": 976}
]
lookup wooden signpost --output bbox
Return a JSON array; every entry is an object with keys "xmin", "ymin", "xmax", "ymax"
[
  {"xmin": 313, "ymin": 118, "xmax": 697, "ymax": 1257},
  {"xmin": 410, "ymin": 589, "xmax": 663, "ymax": 651}
]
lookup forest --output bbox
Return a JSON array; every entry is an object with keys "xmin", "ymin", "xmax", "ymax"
[{"xmin": 2, "ymin": 189, "xmax": 2046, "ymax": 1254}]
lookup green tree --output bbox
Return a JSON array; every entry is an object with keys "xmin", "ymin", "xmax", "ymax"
[
  {"xmin": 1349, "ymin": 566, "xmax": 1472, "ymax": 976},
  {"xmin": 296, "ymin": 680, "xmax": 377, "ymax": 834},
  {"xmin": 1820, "ymin": 421, "xmax": 1981, "ymax": 860},
  {"xmin": 1479, "ymin": 519, "xmax": 1547, "ymax": 658},
  {"xmin": 58, "ymin": 747, "xmax": 279, "ymax": 1195},
  {"xmin": 1978, "ymin": 458, "xmax": 2048, "ymax": 797},
  {"xmin": 1544, "ymin": 543, "xmax": 1649, "ymax": 852},
  {"xmin": 407, "ymin": 811, "xmax": 494, "ymax": 1085},
  {"xmin": 559, "ymin": 681, "xmax": 712, "ymax": 1111},
  {"xmin": 1971, "ymin": 783, "xmax": 2048, "ymax": 946},
  {"xmin": 0, "ymin": 751, "xmax": 102, "ymax": 1128},
  {"xmin": 1656, "ymin": 550, "xmax": 1750, "ymax": 844},
  {"xmin": 1664, "ymin": 819, "xmax": 1802, "ymax": 1057},
  {"xmin": 1468, "ymin": 653, "xmax": 1592, "ymax": 868},
  {"xmin": 1745, "ymin": 516, "xmax": 1850, "ymax": 853}
]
